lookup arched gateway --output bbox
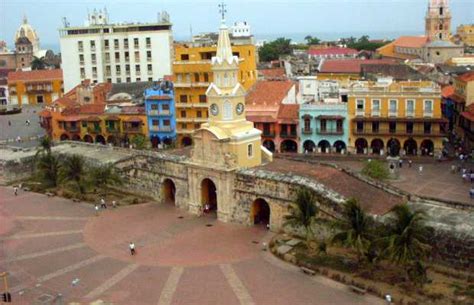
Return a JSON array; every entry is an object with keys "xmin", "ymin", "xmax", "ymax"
[
  {"xmin": 201, "ymin": 178, "xmax": 217, "ymax": 215},
  {"xmin": 162, "ymin": 179, "xmax": 176, "ymax": 205},
  {"xmin": 251, "ymin": 198, "xmax": 270, "ymax": 227}
]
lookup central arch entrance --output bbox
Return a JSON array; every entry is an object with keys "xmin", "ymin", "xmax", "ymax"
[
  {"xmin": 162, "ymin": 179, "xmax": 176, "ymax": 205},
  {"xmin": 251, "ymin": 198, "xmax": 270, "ymax": 227},
  {"xmin": 201, "ymin": 178, "xmax": 217, "ymax": 216}
]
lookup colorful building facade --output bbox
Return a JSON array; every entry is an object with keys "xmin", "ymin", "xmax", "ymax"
[
  {"xmin": 173, "ymin": 42, "xmax": 257, "ymax": 146},
  {"xmin": 347, "ymin": 79, "xmax": 447, "ymax": 156},
  {"xmin": 448, "ymin": 72, "xmax": 474, "ymax": 150},
  {"xmin": 8, "ymin": 69, "xmax": 63, "ymax": 105},
  {"xmin": 300, "ymin": 102, "xmax": 348, "ymax": 154},
  {"xmin": 456, "ymin": 24, "xmax": 474, "ymax": 47},
  {"xmin": 144, "ymin": 82, "xmax": 176, "ymax": 147}
]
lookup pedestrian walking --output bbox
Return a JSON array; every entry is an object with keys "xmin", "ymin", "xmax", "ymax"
[
  {"xmin": 398, "ymin": 159, "xmax": 403, "ymax": 168},
  {"xmin": 418, "ymin": 166, "xmax": 423, "ymax": 175},
  {"xmin": 8, "ymin": 120, "xmax": 11, "ymax": 126},
  {"xmin": 451, "ymin": 164, "xmax": 456, "ymax": 173},
  {"xmin": 129, "ymin": 242, "xmax": 136, "ymax": 255},
  {"xmin": 95, "ymin": 204, "xmax": 99, "ymax": 216},
  {"xmin": 408, "ymin": 160, "xmax": 412, "ymax": 168},
  {"xmin": 14, "ymin": 186, "xmax": 18, "ymax": 196},
  {"xmin": 100, "ymin": 198, "xmax": 107, "ymax": 209},
  {"xmin": 112, "ymin": 200, "xmax": 117, "ymax": 208}
]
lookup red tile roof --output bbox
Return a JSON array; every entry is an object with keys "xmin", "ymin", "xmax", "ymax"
[
  {"xmin": 120, "ymin": 106, "xmax": 146, "ymax": 114},
  {"xmin": 53, "ymin": 97, "xmax": 77, "ymax": 108},
  {"xmin": 308, "ymin": 47, "xmax": 358, "ymax": 56},
  {"xmin": 393, "ymin": 36, "xmax": 428, "ymax": 48},
  {"xmin": 277, "ymin": 104, "xmax": 299, "ymax": 123},
  {"xmin": 258, "ymin": 68, "xmax": 286, "ymax": 80},
  {"xmin": 458, "ymin": 72, "xmax": 474, "ymax": 82},
  {"xmin": 39, "ymin": 109, "xmax": 52, "ymax": 118},
  {"xmin": 319, "ymin": 59, "xmax": 398, "ymax": 74},
  {"xmin": 78, "ymin": 103, "xmax": 106, "ymax": 115},
  {"xmin": 246, "ymin": 80, "xmax": 294, "ymax": 107},
  {"xmin": 8, "ymin": 69, "xmax": 63, "ymax": 82},
  {"xmin": 441, "ymin": 86, "xmax": 455, "ymax": 98}
]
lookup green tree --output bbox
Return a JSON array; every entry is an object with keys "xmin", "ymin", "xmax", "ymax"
[
  {"xmin": 383, "ymin": 204, "xmax": 432, "ymax": 266},
  {"xmin": 131, "ymin": 134, "xmax": 147, "ymax": 150},
  {"xmin": 31, "ymin": 56, "xmax": 46, "ymax": 70},
  {"xmin": 36, "ymin": 136, "xmax": 52, "ymax": 157},
  {"xmin": 36, "ymin": 153, "xmax": 61, "ymax": 188},
  {"xmin": 361, "ymin": 160, "xmax": 389, "ymax": 180},
  {"xmin": 89, "ymin": 164, "xmax": 123, "ymax": 196},
  {"xmin": 60, "ymin": 155, "xmax": 87, "ymax": 194},
  {"xmin": 331, "ymin": 199, "xmax": 373, "ymax": 262},
  {"xmin": 358, "ymin": 35, "xmax": 370, "ymax": 43},
  {"xmin": 304, "ymin": 35, "xmax": 321, "ymax": 45},
  {"xmin": 258, "ymin": 37, "xmax": 293, "ymax": 62},
  {"xmin": 284, "ymin": 188, "xmax": 320, "ymax": 249}
]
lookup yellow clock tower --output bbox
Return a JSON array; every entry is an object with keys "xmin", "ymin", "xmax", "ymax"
[{"xmin": 190, "ymin": 18, "xmax": 271, "ymax": 169}]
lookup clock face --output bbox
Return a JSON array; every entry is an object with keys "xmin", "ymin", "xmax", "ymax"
[
  {"xmin": 236, "ymin": 103, "xmax": 245, "ymax": 115},
  {"xmin": 210, "ymin": 103, "xmax": 219, "ymax": 116}
]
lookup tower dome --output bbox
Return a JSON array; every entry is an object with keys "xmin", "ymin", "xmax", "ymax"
[{"xmin": 14, "ymin": 15, "xmax": 40, "ymax": 54}]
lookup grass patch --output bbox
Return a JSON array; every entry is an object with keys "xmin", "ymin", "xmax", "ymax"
[{"xmin": 361, "ymin": 160, "xmax": 389, "ymax": 180}]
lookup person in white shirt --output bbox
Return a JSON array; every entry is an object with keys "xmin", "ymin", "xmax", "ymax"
[{"xmin": 129, "ymin": 242, "xmax": 136, "ymax": 255}]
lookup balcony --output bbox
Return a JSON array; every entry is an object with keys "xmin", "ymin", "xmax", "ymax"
[
  {"xmin": 280, "ymin": 132, "xmax": 297, "ymax": 138},
  {"xmin": 124, "ymin": 127, "xmax": 142, "ymax": 133},
  {"xmin": 388, "ymin": 110, "xmax": 398, "ymax": 117},
  {"xmin": 316, "ymin": 128, "xmax": 344, "ymax": 135},
  {"xmin": 406, "ymin": 111, "xmax": 415, "ymax": 118},
  {"xmin": 64, "ymin": 126, "xmax": 79, "ymax": 132},
  {"xmin": 175, "ymin": 103, "xmax": 192, "ymax": 108},
  {"xmin": 371, "ymin": 110, "xmax": 380, "ymax": 117},
  {"xmin": 26, "ymin": 85, "xmax": 53, "ymax": 93},
  {"xmin": 424, "ymin": 110, "xmax": 433, "ymax": 118},
  {"xmin": 174, "ymin": 82, "xmax": 210, "ymax": 88},
  {"xmin": 149, "ymin": 126, "xmax": 173, "ymax": 132},
  {"xmin": 88, "ymin": 127, "xmax": 102, "ymax": 134},
  {"xmin": 353, "ymin": 128, "xmax": 446, "ymax": 137},
  {"xmin": 301, "ymin": 128, "xmax": 313, "ymax": 135},
  {"xmin": 355, "ymin": 109, "xmax": 365, "ymax": 116},
  {"xmin": 106, "ymin": 126, "xmax": 119, "ymax": 133}
]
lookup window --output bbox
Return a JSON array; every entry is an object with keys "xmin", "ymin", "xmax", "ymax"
[
  {"xmin": 406, "ymin": 99, "xmax": 415, "ymax": 115},
  {"xmin": 424, "ymin": 122, "xmax": 432, "ymax": 134},
  {"xmin": 80, "ymin": 67, "xmax": 85, "ymax": 78},
  {"xmin": 356, "ymin": 99, "xmax": 364, "ymax": 110},
  {"xmin": 135, "ymin": 65, "xmax": 140, "ymax": 72},
  {"xmin": 79, "ymin": 54, "xmax": 84, "ymax": 63},
  {"xmin": 372, "ymin": 99, "xmax": 380, "ymax": 113},
  {"xmin": 147, "ymin": 64, "xmax": 152, "ymax": 72},
  {"xmin": 146, "ymin": 37, "xmax": 151, "ymax": 46},
  {"xmin": 90, "ymin": 40, "xmax": 96, "ymax": 50},
  {"xmin": 152, "ymin": 119, "xmax": 159, "ymax": 126},
  {"xmin": 115, "ymin": 52, "xmax": 120, "ymax": 61},
  {"xmin": 304, "ymin": 119, "xmax": 310, "ymax": 130},
  {"xmin": 336, "ymin": 120, "xmax": 343, "ymax": 132},
  {"xmin": 199, "ymin": 95, "xmax": 206, "ymax": 103},
  {"xmin": 204, "ymin": 73, "xmax": 209, "ymax": 82},
  {"xmin": 116, "ymin": 65, "xmax": 121, "ymax": 74},
  {"xmin": 146, "ymin": 51, "xmax": 152, "ymax": 60},
  {"xmin": 181, "ymin": 54, "xmax": 189, "ymax": 60},
  {"xmin": 197, "ymin": 111, "xmax": 202, "ymax": 118},
  {"xmin": 194, "ymin": 123, "xmax": 200, "ymax": 129},
  {"xmin": 36, "ymin": 95, "xmax": 44, "ymax": 103},
  {"xmin": 114, "ymin": 39, "xmax": 119, "ymax": 49},
  {"xmin": 162, "ymin": 104, "xmax": 170, "ymax": 111},
  {"xmin": 151, "ymin": 104, "xmax": 158, "ymax": 110},
  {"xmin": 116, "ymin": 78, "xmax": 122, "ymax": 83},
  {"xmin": 357, "ymin": 122, "xmax": 364, "ymax": 132},
  {"xmin": 320, "ymin": 119, "xmax": 327, "ymax": 132},
  {"xmin": 180, "ymin": 110, "xmax": 186, "ymax": 118},
  {"xmin": 148, "ymin": 77, "xmax": 153, "ymax": 81},
  {"xmin": 163, "ymin": 120, "xmax": 170, "ymax": 126},
  {"xmin": 389, "ymin": 122, "xmax": 396, "ymax": 133},
  {"xmin": 194, "ymin": 73, "xmax": 200, "ymax": 82},
  {"xmin": 406, "ymin": 122, "xmax": 413, "ymax": 134},
  {"xmin": 134, "ymin": 38, "xmax": 139, "ymax": 48},
  {"xmin": 134, "ymin": 51, "xmax": 140, "ymax": 61},
  {"xmin": 125, "ymin": 64, "xmax": 130, "ymax": 72},
  {"xmin": 124, "ymin": 38, "xmax": 129, "ymax": 49},
  {"xmin": 247, "ymin": 144, "xmax": 253, "ymax": 158},
  {"xmin": 389, "ymin": 100, "xmax": 397, "ymax": 113},
  {"xmin": 91, "ymin": 53, "xmax": 96, "ymax": 63},
  {"xmin": 223, "ymin": 100, "xmax": 232, "ymax": 120},
  {"xmin": 105, "ymin": 53, "xmax": 110, "ymax": 63},
  {"xmin": 136, "ymin": 77, "xmax": 141, "ymax": 82},
  {"xmin": 92, "ymin": 67, "xmax": 97, "ymax": 76},
  {"xmin": 424, "ymin": 100, "xmax": 433, "ymax": 114},
  {"xmin": 181, "ymin": 123, "xmax": 187, "ymax": 129},
  {"xmin": 372, "ymin": 122, "xmax": 379, "ymax": 133},
  {"xmin": 180, "ymin": 95, "xmax": 188, "ymax": 103},
  {"xmin": 78, "ymin": 41, "xmax": 83, "ymax": 51}
]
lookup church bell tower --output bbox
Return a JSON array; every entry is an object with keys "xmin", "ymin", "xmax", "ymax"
[{"xmin": 425, "ymin": 0, "xmax": 451, "ymax": 41}]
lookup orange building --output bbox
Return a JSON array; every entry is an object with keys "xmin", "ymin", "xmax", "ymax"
[{"xmin": 8, "ymin": 69, "xmax": 63, "ymax": 105}]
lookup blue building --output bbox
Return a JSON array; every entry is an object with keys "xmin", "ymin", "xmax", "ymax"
[
  {"xmin": 299, "ymin": 101, "xmax": 349, "ymax": 154},
  {"xmin": 144, "ymin": 81, "xmax": 177, "ymax": 148}
]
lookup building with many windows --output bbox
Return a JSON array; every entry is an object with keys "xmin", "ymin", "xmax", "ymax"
[
  {"xmin": 59, "ymin": 9, "xmax": 173, "ymax": 91},
  {"xmin": 456, "ymin": 24, "xmax": 474, "ymax": 47},
  {"xmin": 347, "ymin": 78, "xmax": 446, "ymax": 156},
  {"xmin": 8, "ymin": 69, "xmax": 63, "ymax": 105},
  {"xmin": 144, "ymin": 81, "xmax": 176, "ymax": 148},
  {"xmin": 173, "ymin": 40, "xmax": 257, "ymax": 146}
]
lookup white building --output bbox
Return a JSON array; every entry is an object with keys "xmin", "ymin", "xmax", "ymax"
[
  {"xmin": 59, "ymin": 9, "xmax": 173, "ymax": 91},
  {"xmin": 298, "ymin": 76, "xmax": 340, "ymax": 103},
  {"xmin": 231, "ymin": 21, "xmax": 251, "ymax": 37}
]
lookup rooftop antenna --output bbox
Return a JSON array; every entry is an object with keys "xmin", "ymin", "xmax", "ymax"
[
  {"xmin": 218, "ymin": 2, "xmax": 227, "ymax": 21},
  {"xmin": 62, "ymin": 17, "xmax": 70, "ymax": 28}
]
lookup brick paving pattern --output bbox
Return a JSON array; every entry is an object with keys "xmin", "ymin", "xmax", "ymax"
[{"xmin": 0, "ymin": 186, "xmax": 383, "ymax": 305}]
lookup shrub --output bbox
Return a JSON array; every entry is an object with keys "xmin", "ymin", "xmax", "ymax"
[{"xmin": 361, "ymin": 160, "xmax": 389, "ymax": 180}]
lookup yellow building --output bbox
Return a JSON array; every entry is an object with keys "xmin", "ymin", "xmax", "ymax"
[
  {"xmin": 8, "ymin": 69, "xmax": 63, "ymax": 105},
  {"xmin": 347, "ymin": 79, "xmax": 446, "ymax": 156},
  {"xmin": 173, "ymin": 42, "xmax": 257, "ymax": 146},
  {"xmin": 456, "ymin": 24, "xmax": 474, "ymax": 47}
]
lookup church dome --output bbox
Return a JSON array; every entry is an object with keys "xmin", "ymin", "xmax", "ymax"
[{"xmin": 14, "ymin": 16, "xmax": 39, "ymax": 50}]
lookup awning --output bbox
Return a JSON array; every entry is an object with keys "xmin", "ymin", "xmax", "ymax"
[
  {"xmin": 301, "ymin": 114, "xmax": 313, "ymax": 119},
  {"xmin": 85, "ymin": 116, "xmax": 101, "ymax": 122},
  {"xmin": 316, "ymin": 115, "xmax": 345, "ymax": 120},
  {"xmin": 124, "ymin": 117, "xmax": 143, "ymax": 123},
  {"xmin": 105, "ymin": 115, "xmax": 121, "ymax": 121}
]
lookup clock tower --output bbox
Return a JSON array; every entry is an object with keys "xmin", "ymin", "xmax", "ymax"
[
  {"xmin": 425, "ymin": 0, "xmax": 451, "ymax": 41},
  {"xmin": 190, "ymin": 18, "xmax": 271, "ymax": 169}
]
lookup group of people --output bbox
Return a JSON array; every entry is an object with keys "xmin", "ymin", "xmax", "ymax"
[{"xmin": 94, "ymin": 198, "xmax": 117, "ymax": 214}]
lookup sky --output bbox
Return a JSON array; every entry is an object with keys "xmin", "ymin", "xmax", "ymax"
[{"xmin": 1, "ymin": 0, "xmax": 473, "ymax": 50}]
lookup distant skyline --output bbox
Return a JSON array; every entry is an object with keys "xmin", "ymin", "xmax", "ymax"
[{"xmin": 1, "ymin": 0, "xmax": 473, "ymax": 50}]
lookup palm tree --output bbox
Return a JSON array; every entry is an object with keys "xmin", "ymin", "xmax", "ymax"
[
  {"xmin": 383, "ymin": 204, "xmax": 432, "ymax": 266},
  {"xmin": 31, "ymin": 56, "xmax": 46, "ymax": 70},
  {"xmin": 284, "ymin": 188, "xmax": 320, "ymax": 248},
  {"xmin": 36, "ymin": 153, "xmax": 61, "ymax": 188},
  {"xmin": 60, "ymin": 155, "xmax": 87, "ymax": 194},
  {"xmin": 88, "ymin": 164, "xmax": 123, "ymax": 196},
  {"xmin": 331, "ymin": 199, "xmax": 373, "ymax": 261},
  {"xmin": 36, "ymin": 136, "xmax": 52, "ymax": 157}
]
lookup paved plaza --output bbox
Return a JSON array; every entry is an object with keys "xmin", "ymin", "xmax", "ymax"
[
  {"xmin": 0, "ymin": 105, "xmax": 45, "ymax": 148},
  {"xmin": 0, "ymin": 186, "xmax": 383, "ymax": 305}
]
